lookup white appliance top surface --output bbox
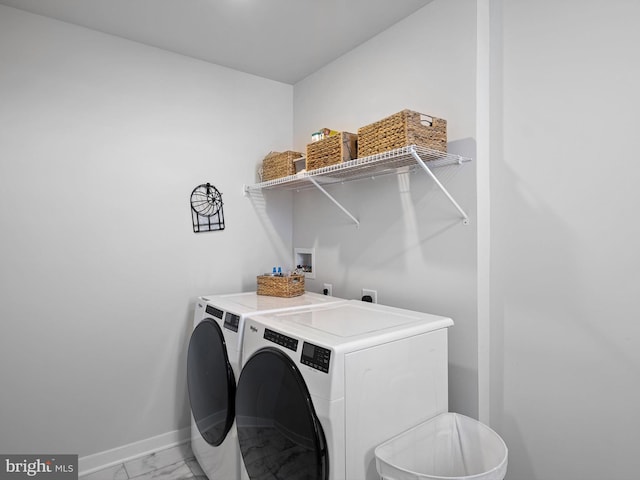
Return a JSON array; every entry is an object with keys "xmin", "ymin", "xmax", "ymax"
[
  {"xmin": 200, "ymin": 291, "xmax": 345, "ymax": 316},
  {"xmin": 250, "ymin": 300, "xmax": 453, "ymax": 347}
]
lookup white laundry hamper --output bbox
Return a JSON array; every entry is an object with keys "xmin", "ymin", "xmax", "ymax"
[{"xmin": 375, "ymin": 413, "xmax": 508, "ymax": 480}]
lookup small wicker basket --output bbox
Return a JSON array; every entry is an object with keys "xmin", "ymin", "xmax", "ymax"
[
  {"xmin": 306, "ymin": 132, "xmax": 358, "ymax": 171},
  {"xmin": 357, "ymin": 110, "xmax": 447, "ymax": 158},
  {"xmin": 257, "ymin": 274, "xmax": 305, "ymax": 297},
  {"xmin": 262, "ymin": 151, "xmax": 304, "ymax": 182}
]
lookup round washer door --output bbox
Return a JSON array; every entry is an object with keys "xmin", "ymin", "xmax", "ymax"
[
  {"xmin": 236, "ymin": 347, "xmax": 328, "ymax": 480},
  {"xmin": 187, "ymin": 319, "xmax": 236, "ymax": 446}
]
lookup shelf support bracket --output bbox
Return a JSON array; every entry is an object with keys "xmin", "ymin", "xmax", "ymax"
[
  {"xmin": 308, "ymin": 177, "xmax": 360, "ymax": 227},
  {"xmin": 410, "ymin": 148, "xmax": 470, "ymax": 225}
]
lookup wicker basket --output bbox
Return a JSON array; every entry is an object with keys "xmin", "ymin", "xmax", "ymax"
[
  {"xmin": 257, "ymin": 274, "xmax": 305, "ymax": 297},
  {"xmin": 262, "ymin": 151, "xmax": 303, "ymax": 182},
  {"xmin": 306, "ymin": 132, "xmax": 358, "ymax": 171},
  {"xmin": 357, "ymin": 110, "xmax": 447, "ymax": 158}
]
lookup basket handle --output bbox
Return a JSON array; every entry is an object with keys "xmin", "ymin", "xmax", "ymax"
[{"xmin": 420, "ymin": 114, "xmax": 434, "ymax": 127}]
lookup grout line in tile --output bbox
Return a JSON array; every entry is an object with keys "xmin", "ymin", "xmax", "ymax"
[{"xmin": 122, "ymin": 462, "xmax": 130, "ymax": 480}]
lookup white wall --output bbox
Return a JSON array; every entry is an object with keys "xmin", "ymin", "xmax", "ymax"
[
  {"xmin": 293, "ymin": 0, "xmax": 479, "ymax": 418},
  {"xmin": 6, "ymin": 2, "xmax": 638, "ymax": 477},
  {"xmin": 0, "ymin": 5, "xmax": 293, "ymax": 460},
  {"xmin": 490, "ymin": 0, "xmax": 640, "ymax": 478}
]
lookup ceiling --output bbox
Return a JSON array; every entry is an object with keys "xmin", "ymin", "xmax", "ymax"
[{"xmin": 0, "ymin": 0, "xmax": 433, "ymax": 84}]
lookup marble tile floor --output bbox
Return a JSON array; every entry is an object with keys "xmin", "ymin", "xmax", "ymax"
[{"xmin": 80, "ymin": 442, "xmax": 205, "ymax": 480}]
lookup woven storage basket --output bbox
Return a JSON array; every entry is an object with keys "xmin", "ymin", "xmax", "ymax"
[
  {"xmin": 257, "ymin": 274, "xmax": 305, "ymax": 297},
  {"xmin": 357, "ymin": 110, "xmax": 447, "ymax": 158},
  {"xmin": 306, "ymin": 132, "xmax": 358, "ymax": 171},
  {"xmin": 262, "ymin": 151, "xmax": 303, "ymax": 182}
]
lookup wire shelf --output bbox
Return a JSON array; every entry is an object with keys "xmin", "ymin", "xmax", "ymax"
[{"xmin": 244, "ymin": 145, "xmax": 471, "ymax": 193}]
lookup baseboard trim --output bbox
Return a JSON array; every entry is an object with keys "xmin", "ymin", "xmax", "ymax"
[{"xmin": 78, "ymin": 427, "xmax": 191, "ymax": 476}]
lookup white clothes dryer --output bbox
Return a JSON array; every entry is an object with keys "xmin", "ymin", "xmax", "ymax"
[
  {"xmin": 187, "ymin": 292, "xmax": 346, "ymax": 480},
  {"xmin": 235, "ymin": 300, "xmax": 453, "ymax": 480}
]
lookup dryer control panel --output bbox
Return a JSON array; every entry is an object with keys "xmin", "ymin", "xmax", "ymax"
[
  {"xmin": 301, "ymin": 342, "xmax": 331, "ymax": 373},
  {"xmin": 264, "ymin": 328, "xmax": 298, "ymax": 351}
]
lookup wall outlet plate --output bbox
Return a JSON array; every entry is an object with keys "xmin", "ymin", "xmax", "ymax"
[
  {"xmin": 323, "ymin": 283, "xmax": 333, "ymax": 296},
  {"xmin": 362, "ymin": 288, "xmax": 377, "ymax": 303}
]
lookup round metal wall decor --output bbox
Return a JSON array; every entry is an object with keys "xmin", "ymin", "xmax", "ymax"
[{"xmin": 190, "ymin": 183, "xmax": 225, "ymax": 232}]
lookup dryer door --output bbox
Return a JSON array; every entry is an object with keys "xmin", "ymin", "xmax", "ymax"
[
  {"xmin": 236, "ymin": 347, "xmax": 328, "ymax": 480},
  {"xmin": 187, "ymin": 319, "xmax": 236, "ymax": 446}
]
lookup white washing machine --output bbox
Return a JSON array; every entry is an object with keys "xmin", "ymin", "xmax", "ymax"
[
  {"xmin": 187, "ymin": 291, "xmax": 347, "ymax": 480},
  {"xmin": 235, "ymin": 300, "xmax": 453, "ymax": 480}
]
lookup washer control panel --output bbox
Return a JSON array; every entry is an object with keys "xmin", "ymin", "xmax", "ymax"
[
  {"xmin": 264, "ymin": 328, "xmax": 298, "ymax": 351},
  {"xmin": 224, "ymin": 312, "xmax": 240, "ymax": 332},
  {"xmin": 205, "ymin": 305, "xmax": 224, "ymax": 319},
  {"xmin": 301, "ymin": 342, "xmax": 331, "ymax": 373}
]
